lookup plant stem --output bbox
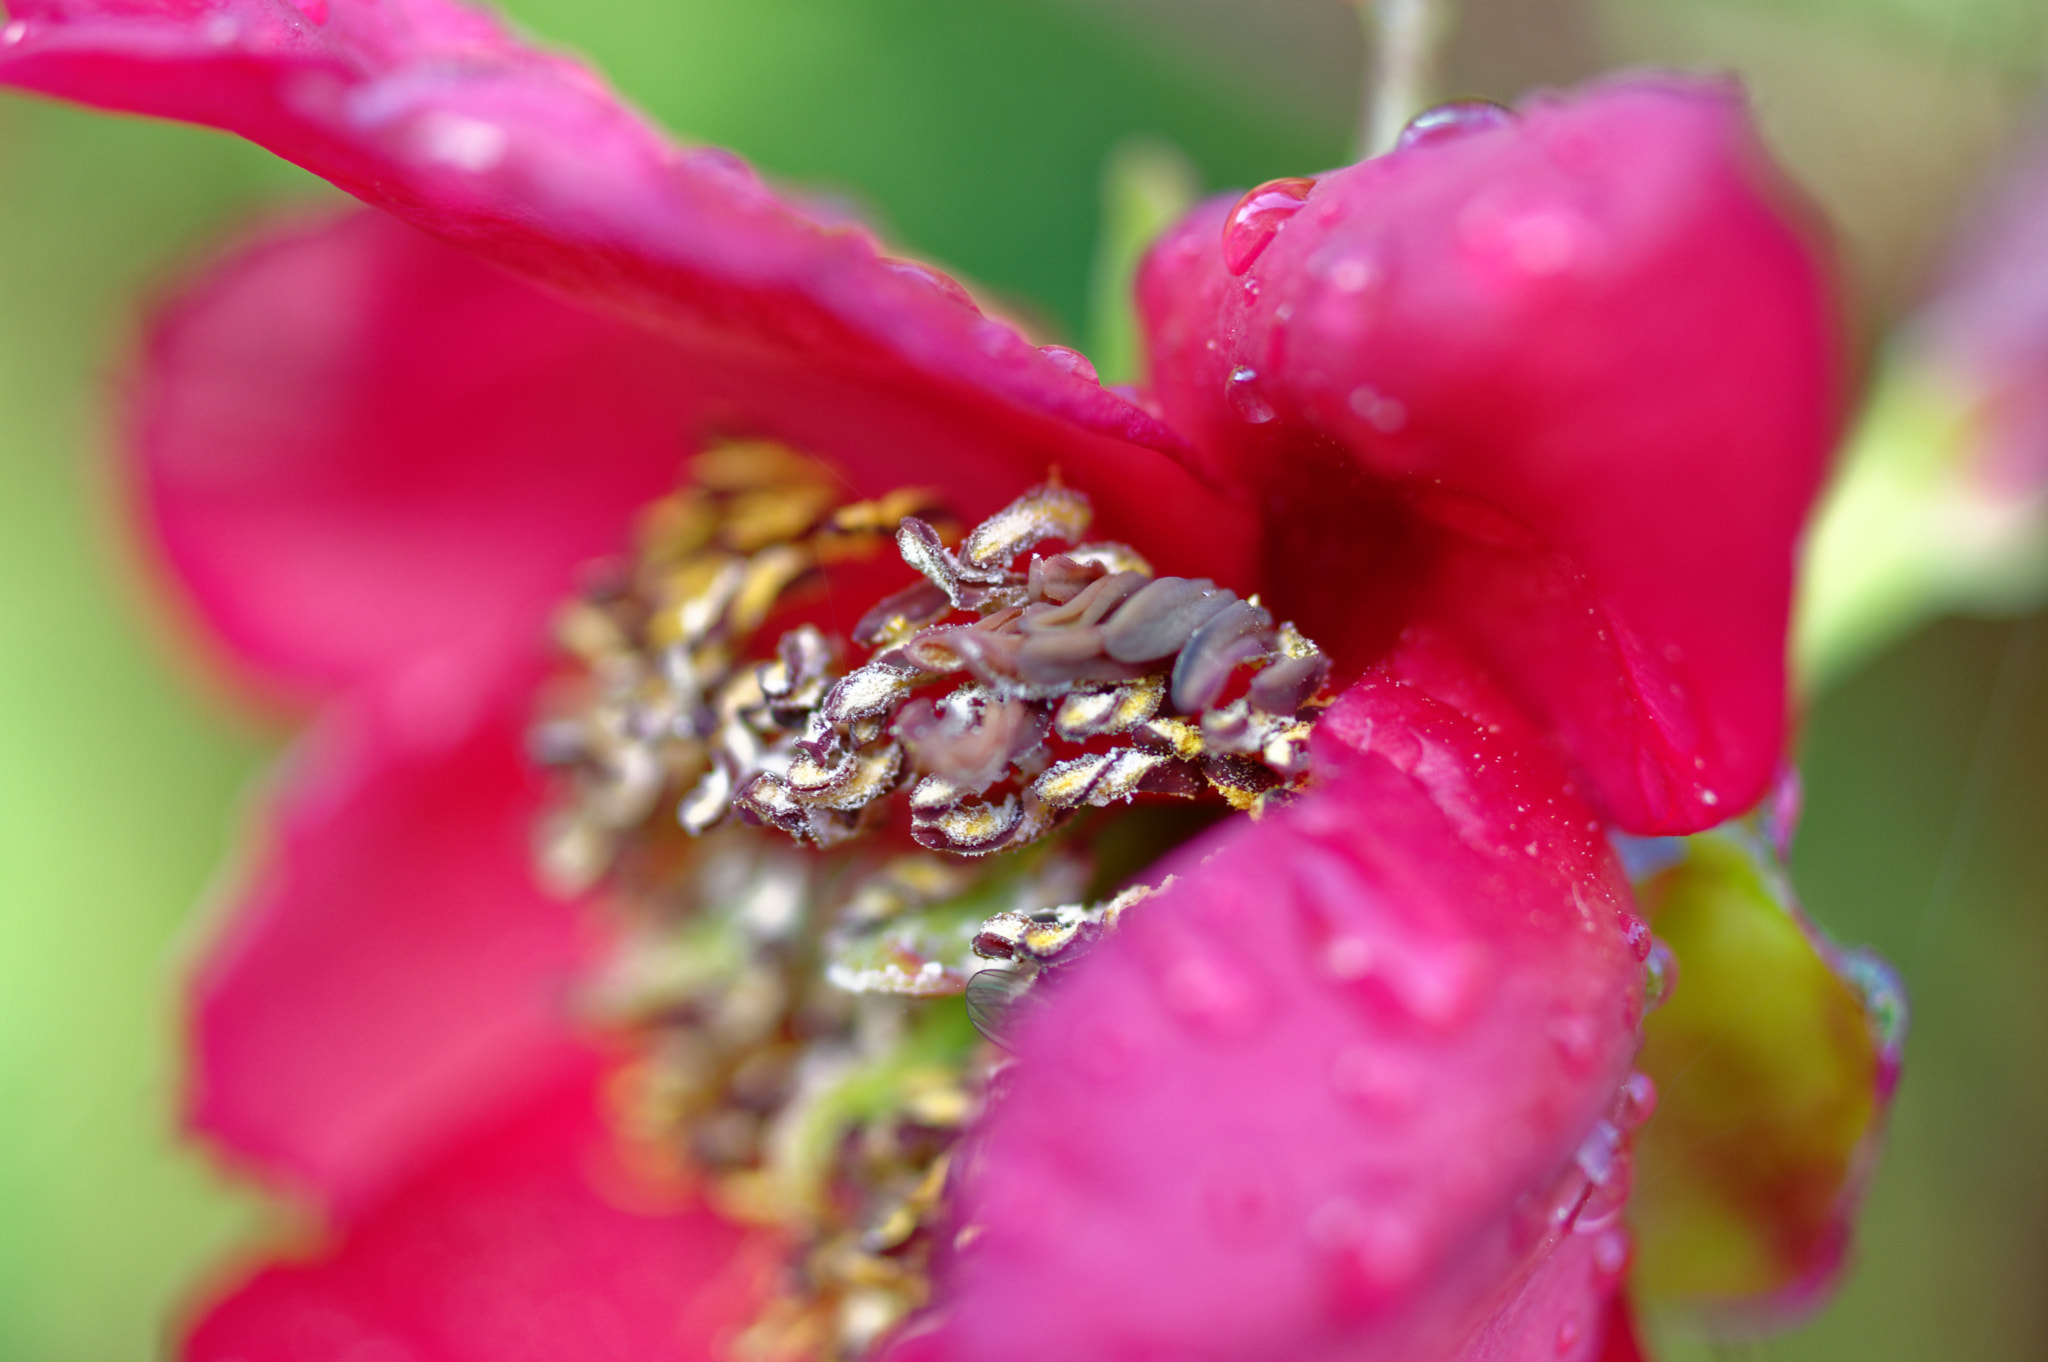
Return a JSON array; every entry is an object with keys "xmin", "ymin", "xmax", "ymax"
[{"xmin": 1357, "ymin": 0, "xmax": 1453, "ymax": 157}]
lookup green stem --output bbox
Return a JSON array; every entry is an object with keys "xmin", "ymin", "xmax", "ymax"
[{"xmin": 1357, "ymin": 0, "xmax": 1455, "ymax": 157}]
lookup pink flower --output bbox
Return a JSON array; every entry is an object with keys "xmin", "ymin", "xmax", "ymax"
[{"xmin": 0, "ymin": 3, "xmax": 1845, "ymax": 1359}]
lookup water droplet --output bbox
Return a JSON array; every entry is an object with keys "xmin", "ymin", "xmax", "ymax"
[
  {"xmin": 1592, "ymin": 1226, "xmax": 1633, "ymax": 1280},
  {"xmin": 416, "ymin": 112, "xmax": 507, "ymax": 172},
  {"xmin": 1221, "ymin": 176, "xmax": 1316, "ymax": 275},
  {"xmin": 1555, "ymin": 1312, "xmax": 1583, "ymax": 1354},
  {"xmin": 1574, "ymin": 1119, "xmax": 1622, "ymax": 1186},
  {"xmin": 1643, "ymin": 938, "xmax": 1677, "ymax": 1013},
  {"xmin": 205, "ymin": 15, "xmax": 240, "ymax": 44},
  {"xmin": 1397, "ymin": 99, "xmax": 1515, "ymax": 151},
  {"xmin": 885, "ymin": 260, "xmax": 975, "ymax": 308},
  {"xmin": 1158, "ymin": 941, "xmax": 1267, "ymax": 1037},
  {"xmin": 1699, "ymin": 787, "xmax": 1720, "ymax": 807},
  {"xmin": 1225, "ymin": 365, "xmax": 1276, "ymax": 424},
  {"xmin": 1613, "ymin": 1070, "xmax": 1657, "ymax": 1132},
  {"xmin": 1618, "ymin": 911, "xmax": 1653, "ymax": 961},
  {"xmin": 1330, "ymin": 1045, "xmax": 1418, "ymax": 1118},
  {"xmin": 1347, "ymin": 385, "xmax": 1407, "ymax": 432},
  {"xmin": 1840, "ymin": 947, "xmax": 1908, "ymax": 1064},
  {"xmin": 1037, "ymin": 344, "xmax": 1098, "ymax": 383},
  {"xmin": 1548, "ymin": 1011, "xmax": 1599, "ymax": 1072},
  {"xmin": 2, "ymin": 19, "xmax": 29, "ymax": 44},
  {"xmin": 1573, "ymin": 1149, "xmax": 1632, "ymax": 1233},
  {"xmin": 1328, "ymin": 255, "xmax": 1378, "ymax": 294}
]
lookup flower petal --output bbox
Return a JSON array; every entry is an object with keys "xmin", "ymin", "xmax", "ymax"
[
  {"xmin": 184, "ymin": 1056, "xmax": 779, "ymax": 1362},
  {"xmin": 192, "ymin": 698, "xmax": 591, "ymax": 1213},
  {"xmin": 4, "ymin": 1, "xmax": 1251, "ymax": 610},
  {"xmin": 908, "ymin": 636, "xmax": 1644, "ymax": 1361},
  {"xmin": 135, "ymin": 207, "xmax": 1253, "ymax": 705},
  {"xmin": 1139, "ymin": 76, "xmax": 1840, "ymax": 833},
  {"xmin": 1629, "ymin": 825, "xmax": 1904, "ymax": 1324}
]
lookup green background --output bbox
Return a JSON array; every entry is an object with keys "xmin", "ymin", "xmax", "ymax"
[{"xmin": 0, "ymin": 0, "xmax": 2041, "ymax": 1357}]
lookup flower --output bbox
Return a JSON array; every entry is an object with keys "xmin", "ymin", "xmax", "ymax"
[{"xmin": 0, "ymin": 3, "xmax": 1856, "ymax": 1359}]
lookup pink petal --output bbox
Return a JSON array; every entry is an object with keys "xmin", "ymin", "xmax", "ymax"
[
  {"xmin": 3, "ymin": 1, "xmax": 1249, "ymax": 611},
  {"xmin": 1140, "ymin": 76, "xmax": 1841, "ymax": 833},
  {"xmin": 184, "ymin": 1056, "xmax": 779, "ymax": 1362},
  {"xmin": 192, "ymin": 697, "xmax": 591, "ymax": 1212},
  {"xmin": 136, "ymin": 208, "xmax": 1253, "ymax": 705},
  {"xmin": 907, "ymin": 636, "xmax": 1644, "ymax": 1361}
]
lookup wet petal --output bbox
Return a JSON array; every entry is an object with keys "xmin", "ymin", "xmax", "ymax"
[
  {"xmin": 1140, "ymin": 76, "xmax": 1840, "ymax": 834},
  {"xmin": 184, "ymin": 1057, "xmax": 778, "ymax": 1362},
  {"xmin": 192, "ymin": 699, "xmax": 591, "ymax": 1212},
  {"xmin": 5, "ymin": 2, "xmax": 1250, "ymax": 642},
  {"xmin": 1629, "ymin": 824, "xmax": 1903, "ymax": 1323},
  {"xmin": 135, "ymin": 209, "xmax": 1251, "ymax": 706},
  {"xmin": 911, "ymin": 638, "xmax": 1645, "ymax": 1361}
]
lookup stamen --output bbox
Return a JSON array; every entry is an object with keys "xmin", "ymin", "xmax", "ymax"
[{"xmin": 535, "ymin": 442, "xmax": 1334, "ymax": 1360}]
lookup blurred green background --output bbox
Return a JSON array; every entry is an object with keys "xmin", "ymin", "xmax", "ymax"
[{"xmin": 0, "ymin": 0, "xmax": 2042, "ymax": 1357}]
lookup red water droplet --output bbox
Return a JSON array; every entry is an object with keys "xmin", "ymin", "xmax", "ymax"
[
  {"xmin": 1221, "ymin": 177, "xmax": 1316, "ymax": 275},
  {"xmin": 1555, "ymin": 1312, "xmax": 1584, "ymax": 1354},
  {"xmin": 1618, "ymin": 910, "xmax": 1654, "ymax": 961},
  {"xmin": 1614, "ymin": 1071, "xmax": 1658, "ymax": 1132},
  {"xmin": 1397, "ymin": 100, "xmax": 1515, "ymax": 151},
  {"xmin": 1036, "ymin": 344, "xmax": 1098, "ymax": 383},
  {"xmin": 1592, "ymin": 1226, "xmax": 1633, "ymax": 1280}
]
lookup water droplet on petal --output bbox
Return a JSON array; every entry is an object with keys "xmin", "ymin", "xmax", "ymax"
[
  {"xmin": 1614, "ymin": 1070, "xmax": 1657, "ymax": 1132},
  {"xmin": 1643, "ymin": 938, "xmax": 1678, "ymax": 1013},
  {"xmin": 1225, "ymin": 365, "xmax": 1276, "ymax": 424},
  {"xmin": 1840, "ymin": 947, "xmax": 1909, "ymax": 1071},
  {"xmin": 1328, "ymin": 255, "xmax": 1379, "ymax": 294},
  {"xmin": 1592, "ymin": 1226, "xmax": 1633, "ymax": 1280},
  {"xmin": 1221, "ymin": 176, "xmax": 1316, "ymax": 275},
  {"xmin": 1037, "ymin": 344, "xmax": 1098, "ymax": 383},
  {"xmin": 1548, "ymin": 1010, "xmax": 1599, "ymax": 1072},
  {"xmin": 1330, "ymin": 1045, "xmax": 1418, "ymax": 1118},
  {"xmin": 885, "ymin": 259, "xmax": 976, "ymax": 309},
  {"xmin": 3, "ymin": 19, "xmax": 30, "ymax": 43},
  {"xmin": 1573, "ymin": 1149, "xmax": 1632, "ymax": 1234},
  {"xmin": 205, "ymin": 15, "xmax": 240, "ymax": 44},
  {"xmin": 1574, "ymin": 1118, "xmax": 1622, "ymax": 1186},
  {"xmin": 1157, "ymin": 940, "xmax": 1268, "ymax": 1038},
  {"xmin": 1397, "ymin": 99, "xmax": 1516, "ymax": 151},
  {"xmin": 1618, "ymin": 910, "xmax": 1653, "ymax": 961},
  {"xmin": 1555, "ymin": 1312, "xmax": 1583, "ymax": 1354},
  {"xmin": 1347, "ymin": 385, "xmax": 1407, "ymax": 432}
]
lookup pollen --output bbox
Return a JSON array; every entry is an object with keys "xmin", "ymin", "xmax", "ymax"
[{"xmin": 533, "ymin": 439, "xmax": 1333, "ymax": 1360}]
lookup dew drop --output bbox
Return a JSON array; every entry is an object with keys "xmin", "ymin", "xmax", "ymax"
[
  {"xmin": 1158, "ymin": 942, "xmax": 1267, "ymax": 1037},
  {"xmin": 1840, "ymin": 947, "xmax": 1909, "ymax": 1065},
  {"xmin": 1037, "ymin": 344, "xmax": 1098, "ymax": 384},
  {"xmin": 885, "ymin": 259, "xmax": 976, "ymax": 309},
  {"xmin": 1642, "ymin": 938, "xmax": 1678, "ymax": 1013},
  {"xmin": 1618, "ymin": 910, "xmax": 1653, "ymax": 961},
  {"xmin": 1548, "ymin": 1011, "xmax": 1599, "ymax": 1072},
  {"xmin": 1554, "ymin": 1312, "xmax": 1583, "ymax": 1355},
  {"xmin": 1397, "ymin": 99, "xmax": 1516, "ymax": 151},
  {"xmin": 1592, "ymin": 1226, "xmax": 1633, "ymax": 1280},
  {"xmin": 1573, "ymin": 1118, "xmax": 1622, "ymax": 1186},
  {"xmin": 3, "ymin": 19, "xmax": 29, "ymax": 44},
  {"xmin": 1221, "ymin": 176, "xmax": 1316, "ymax": 275},
  {"xmin": 1225, "ymin": 365, "xmax": 1276, "ymax": 424},
  {"xmin": 1347, "ymin": 385, "xmax": 1407, "ymax": 432},
  {"xmin": 1330, "ymin": 1045, "xmax": 1418, "ymax": 1118},
  {"xmin": 1573, "ymin": 1150, "xmax": 1632, "ymax": 1234},
  {"xmin": 1328, "ymin": 255, "xmax": 1378, "ymax": 294},
  {"xmin": 205, "ymin": 15, "xmax": 240, "ymax": 44},
  {"xmin": 1613, "ymin": 1070, "xmax": 1657, "ymax": 1132}
]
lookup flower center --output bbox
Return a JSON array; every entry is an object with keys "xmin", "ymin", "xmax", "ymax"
[{"xmin": 533, "ymin": 440, "xmax": 1332, "ymax": 1358}]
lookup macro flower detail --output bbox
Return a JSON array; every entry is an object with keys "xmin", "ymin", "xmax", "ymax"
[{"xmin": 0, "ymin": 2, "xmax": 1869, "ymax": 1360}]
